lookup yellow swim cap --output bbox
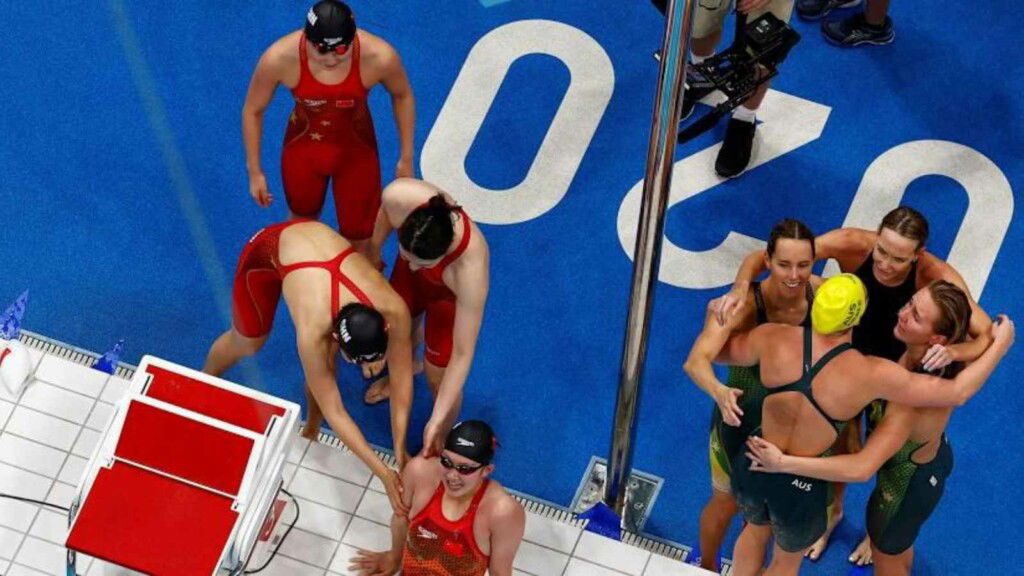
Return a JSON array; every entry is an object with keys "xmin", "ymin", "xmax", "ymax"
[{"xmin": 812, "ymin": 273, "xmax": 867, "ymax": 335}]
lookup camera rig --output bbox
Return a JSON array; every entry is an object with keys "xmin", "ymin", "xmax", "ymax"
[{"xmin": 667, "ymin": 10, "xmax": 801, "ymax": 143}]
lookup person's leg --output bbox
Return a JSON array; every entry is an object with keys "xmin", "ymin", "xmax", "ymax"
[
  {"xmin": 302, "ymin": 384, "xmax": 324, "ymax": 440},
  {"xmin": 332, "ymin": 145, "xmax": 382, "ymax": 265},
  {"xmin": 365, "ymin": 257, "xmax": 420, "ymax": 403},
  {"xmin": 208, "ymin": 229, "xmax": 280, "ymax": 376},
  {"xmin": 698, "ymin": 489, "xmax": 738, "ymax": 571},
  {"xmin": 281, "ymin": 142, "xmax": 329, "ymax": 220},
  {"xmin": 764, "ymin": 542, "xmax": 807, "ymax": 576},
  {"xmin": 203, "ymin": 329, "xmax": 268, "ymax": 377},
  {"xmin": 807, "ymin": 420, "xmax": 860, "ymax": 560},
  {"xmin": 796, "ymin": 0, "xmax": 862, "ymax": 21},
  {"xmin": 421, "ymin": 299, "xmax": 457, "ymax": 422},
  {"xmin": 676, "ymin": 0, "xmax": 727, "ymax": 117},
  {"xmin": 804, "ymin": 483, "xmax": 845, "ymax": 560},
  {"xmin": 730, "ymin": 523, "xmax": 772, "ymax": 576},
  {"xmin": 864, "ymin": 0, "xmax": 891, "ymax": 25},
  {"xmin": 871, "ymin": 543, "xmax": 913, "ymax": 576}
]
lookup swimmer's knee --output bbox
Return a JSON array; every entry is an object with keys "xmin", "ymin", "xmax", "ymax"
[{"xmin": 231, "ymin": 331, "xmax": 267, "ymax": 356}]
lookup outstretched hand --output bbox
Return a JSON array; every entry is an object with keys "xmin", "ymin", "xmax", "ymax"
[
  {"xmin": 381, "ymin": 468, "xmax": 409, "ymax": 517},
  {"xmin": 421, "ymin": 419, "xmax": 447, "ymax": 458},
  {"xmin": 350, "ymin": 549, "xmax": 399, "ymax": 576},
  {"xmin": 715, "ymin": 386, "xmax": 744, "ymax": 427},
  {"xmin": 713, "ymin": 288, "xmax": 747, "ymax": 326},
  {"xmin": 746, "ymin": 436, "xmax": 784, "ymax": 473}
]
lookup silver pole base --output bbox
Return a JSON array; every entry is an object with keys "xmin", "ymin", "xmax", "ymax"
[{"xmin": 573, "ymin": 456, "xmax": 663, "ymax": 534}]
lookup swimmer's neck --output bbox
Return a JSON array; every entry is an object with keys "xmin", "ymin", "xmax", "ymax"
[
  {"xmin": 903, "ymin": 344, "xmax": 929, "ymax": 368},
  {"xmin": 443, "ymin": 483, "xmax": 485, "ymax": 509}
]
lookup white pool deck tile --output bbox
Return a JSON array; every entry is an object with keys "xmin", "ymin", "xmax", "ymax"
[
  {"xmin": 0, "ymin": 342, "xmax": 715, "ymax": 576},
  {"xmin": 5, "ymin": 406, "xmax": 82, "ymax": 452}
]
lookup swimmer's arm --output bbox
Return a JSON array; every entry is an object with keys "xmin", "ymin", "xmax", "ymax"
[
  {"xmin": 379, "ymin": 43, "xmax": 416, "ymax": 171},
  {"xmin": 869, "ymin": 332, "xmax": 1009, "ymax": 407},
  {"xmin": 381, "ymin": 295, "xmax": 415, "ymax": 466},
  {"xmin": 715, "ymin": 324, "xmax": 767, "ymax": 367},
  {"xmin": 383, "ymin": 458, "xmax": 423, "ymax": 565},
  {"xmin": 716, "ymin": 250, "xmax": 767, "ymax": 323},
  {"xmin": 750, "ymin": 406, "xmax": 912, "ymax": 482},
  {"xmin": 814, "ymin": 228, "xmax": 876, "ymax": 268},
  {"xmin": 430, "ymin": 262, "xmax": 488, "ymax": 430},
  {"xmin": 685, "ymin": 303, "xmax": 750, "ymax": 398},
  {"xmin": 487, "ymin": 497, "xmax": 526, "ymax": 576},
  {"xmin": 242, "ymin": 48, "xmax": 284, "ymax": 177},
  {"xmin": 297, "ymin": 336, "xmax": 391, "ymax": 478}
]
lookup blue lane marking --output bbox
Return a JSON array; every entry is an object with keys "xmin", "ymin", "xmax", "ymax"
[{"xmin": 107, "ymin": 0, "xmax": 265, "ymax": 388}]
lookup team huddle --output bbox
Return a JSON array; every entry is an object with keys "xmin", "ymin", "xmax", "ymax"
[
  {"xmin": 190, "ymin": 1, "xmax": 1013, "ymax": 575},
  {"xmin": 684, "ymin": 211, "xmax": 1014, "ymax": 575},
  {"xmin": 198, "ymin": 2, "xmax": 524, "ymax": 575}
]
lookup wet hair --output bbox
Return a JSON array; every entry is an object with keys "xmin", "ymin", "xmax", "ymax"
[
  {"xmin": 766, "ymin": 219, "xmax": 815, "ymax": 260},
  {"xmin": 879, "ymin": 206, "xmax": 929, "ymax": 250},
  {"xmin": 398, "ymin": 194, "xmax": 457, "ymax": 260},
  {"xmin": 927, "ymin": 280, "xmax": 972, "ymax": 345}
]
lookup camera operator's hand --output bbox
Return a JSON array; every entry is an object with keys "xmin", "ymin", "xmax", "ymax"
[{"xmin": 737, "ymin": 0, "xmax": 772, "ymax": 13}]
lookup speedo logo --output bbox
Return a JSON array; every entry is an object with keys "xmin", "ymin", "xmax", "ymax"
[
  {"xmin": 791, "ymin": 479, "xmax": 812, "ymax": 492},
  {"xmin": 417, "ymin": 526, "xmax": 438, "ymax": 540},
  {"xmin": 323, "ymin": 37, "xmax": 344, "ymax": 44},
  {"xmin": 455, "ymin": 438, "xmax": 475, "ymax": 448},
  {"xmin": 303, "ymin": 99, "xmax": 327, "ymax": 107},
  {"xmin": 306, "ymin": 8, "xmax": 317, "ymax": 26}
]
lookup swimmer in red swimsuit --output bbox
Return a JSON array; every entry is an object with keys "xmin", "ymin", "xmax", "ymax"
[
  {"xmin": 242, "ymin": 0, "xmax": 415, "ymax": 266},
  {"xmin": 365, "ymin": 179, "xmax": 490, "ymax": 456},
  {"xmin": 350, "ymin": 421, "xmax": 525, "ymax": 576},
  {"xmin": 202, "ymin": 219, "xmax": 414, "ymax": 514}
]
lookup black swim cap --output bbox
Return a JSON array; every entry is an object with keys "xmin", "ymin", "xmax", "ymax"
[
  {"xmin": 304, "ymin": 0, "xmax": 356, "ymax": 49},
  {"xmin": 445, "ymin": 420, "xmax": 497, "ymax": 465},
  {"xmin": 334, "ymin": 303, "xmax": 387, "ymax": 364}
]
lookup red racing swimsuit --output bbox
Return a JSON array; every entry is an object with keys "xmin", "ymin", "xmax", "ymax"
[
  {"xmin": 402, "ymin": 480, "xmax": 490, "ymax": 576},
  {"xmin": 231, "ymin": 220, "xmax": 374, "ymax": 338},
  {"xmin": 282, "ymin": 33, "xmax": 381, "ymax": 241},
  {"xmin": 389, "ymin": 209, "xmax": 472, "ymax": 367}
]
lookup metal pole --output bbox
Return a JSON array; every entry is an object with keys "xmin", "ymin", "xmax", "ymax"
[{"xmin": 603, "ymin": 0, "xmax": 696, "ymax": 517}]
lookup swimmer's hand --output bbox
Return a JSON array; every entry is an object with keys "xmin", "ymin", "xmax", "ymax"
[
  {"xmin": 714, "ymin": 286, "xmax": 748, "ymax": 326},
  {"xmin": 421, "ymin": 418, "xmax": 446, "ymax": 458},
  {"xmin": 715, "ymin": 385, "xmax": 745, "ymax": 427},
  {"xmin": 746, "ymin": 436, "xmax": 785, "ymax": 473},
  {"xmin": 381, "ymin": 468, "xmax": 409, "ymax": 517},
  {"xmin": 248, "ymin": 171, "xmax": 272, "ymax": 207},
  {"xmin": 350, "ymin": 549, "xmax": 399, "ymax": 576},
  {"xmin": 921, "ymin": 344, "xmax": 954, "ymax": 373},
  {"xmin": 991, "ymin": 314, "xmax": 1015, "ymax": 355},
  {"xmin": 362, "ymin": 359, "xmax": 387, "ymax": 380}
]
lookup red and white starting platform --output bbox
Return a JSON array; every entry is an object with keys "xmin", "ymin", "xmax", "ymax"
[{"xmin": 64, "ymin": 356, "xmax": 300, "ymax": 575}]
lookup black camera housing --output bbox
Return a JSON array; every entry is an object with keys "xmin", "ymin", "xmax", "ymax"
[{"xmin": 678, "ymin": 12, "xmax": 801, "ymax": 143}]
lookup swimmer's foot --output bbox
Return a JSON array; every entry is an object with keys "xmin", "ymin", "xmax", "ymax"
[
  {"xmin": 806, "ymin": 510, "xmax": 843, "ymax": 561},
  {"xmin": 301, "ymin": 417, "xmax": 322, "ymax": 441},
  {"xmin": 849, "ymin": 534, "xmax": 873, "ymax": 566},
  {"xmin": 364, "ymin": 375, "xmax": 392, "ymax": 405}
]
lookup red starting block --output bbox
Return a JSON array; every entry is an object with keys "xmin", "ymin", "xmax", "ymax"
[{"xmin": 65, "ymin": 356, "xmax": 300, "ymax": 575}]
